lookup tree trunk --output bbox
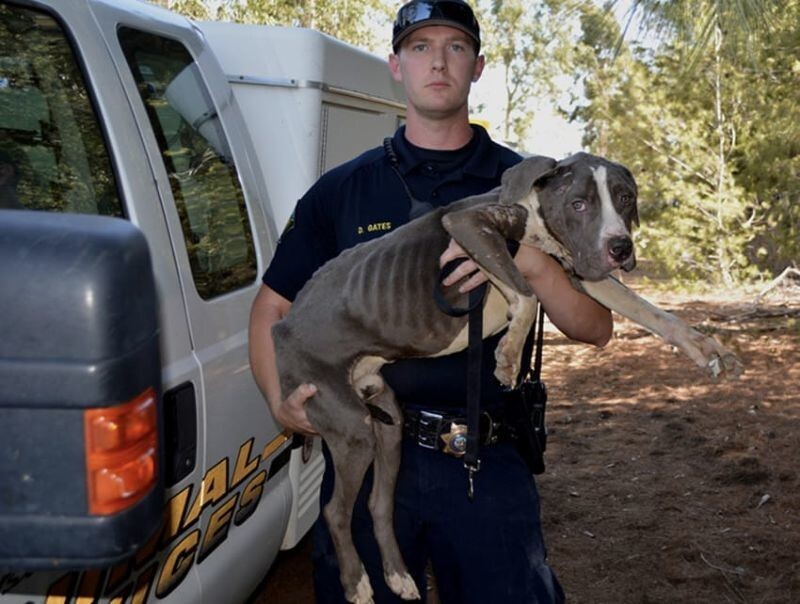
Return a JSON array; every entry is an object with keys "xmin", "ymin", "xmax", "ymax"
[
  {"xmin": 712, "ymin": 12, "xmax": 734, "ymax": 286},
  {"xmin": 504, "ymin": 60, "xmax": 513, "ymax": 142}
]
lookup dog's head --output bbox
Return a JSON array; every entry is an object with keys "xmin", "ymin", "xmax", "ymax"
[{"xmin": 501, "ymin": 152, "xmax": 639, "ymax": 281}]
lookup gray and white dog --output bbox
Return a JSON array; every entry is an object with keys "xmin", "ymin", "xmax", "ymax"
[{"xmin": 272, "ymin": 153, "xmax": 743, "ymax": 604}]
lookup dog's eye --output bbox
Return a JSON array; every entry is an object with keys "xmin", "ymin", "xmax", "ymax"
[
  {"xmin": 619, "ymin": 194, "xmax": 634, "ymax": 206},
  {"xmin": 571, "ymin": 199, "xmax": 587, "ymax": 212}
]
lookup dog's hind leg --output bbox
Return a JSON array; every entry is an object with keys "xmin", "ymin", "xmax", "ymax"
[
  {"xmin": 307, "ymin": 388, "xmax": 378, "ymax": 604},
  {"xmin": 362, "ymin": 380, "xmax": 420, "ymax": 601}
]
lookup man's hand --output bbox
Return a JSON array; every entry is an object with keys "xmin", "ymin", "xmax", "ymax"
[
  {"xmin": 439, "ymin": 239, "xmax": 487, "ymax": 293},
  {"xmin": 249, "ymin": 285, "xmax": 321, "ymax": 436},
  {"xmin": 272, "ymin": 383, "xmax": 319, "ymax": 436}
]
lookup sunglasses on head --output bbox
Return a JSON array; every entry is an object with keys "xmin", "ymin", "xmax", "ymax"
[
  {"xmin": 393, "ymin": 0, "xmax": 480, "ymax": 52},
  {"xmin": 396, "ymin": 1, "xmax": 475, "ymax": 28}
]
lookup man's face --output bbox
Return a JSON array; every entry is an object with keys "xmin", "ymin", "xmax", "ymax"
[{"xmin": 389, "ymin": 25, "xmax": 484, "ymax": 121}]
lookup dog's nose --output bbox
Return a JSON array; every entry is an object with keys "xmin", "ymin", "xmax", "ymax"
[{"xmin": 608, "ymin": 236, "xmax": 633, "ymax": 263}]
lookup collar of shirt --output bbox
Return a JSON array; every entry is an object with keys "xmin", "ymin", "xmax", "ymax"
[{"xmin": 390, "ymin": 124, "xmax": 503, "ymax": 180}]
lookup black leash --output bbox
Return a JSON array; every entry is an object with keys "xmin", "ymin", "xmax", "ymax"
[
  {"xmin": 432, "ymin": 258, "xmax": 487, "ymax": 499},
  {"xmin": 436, "ymin": 278, "xmax": 545, "ymax": 497},
  {"xmin": 463, "ymin": 285, "xmax": 484, "ymax": 499}
]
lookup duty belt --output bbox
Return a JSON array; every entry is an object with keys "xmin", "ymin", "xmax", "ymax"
[{"xmin": 402, "ymin": 408, "xmax": 511, "ymax": 457}]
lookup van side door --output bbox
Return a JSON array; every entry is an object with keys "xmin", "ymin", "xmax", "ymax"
[{"xmin": 88, "ymin": 3, "xmax": 291, "ymax": 603}]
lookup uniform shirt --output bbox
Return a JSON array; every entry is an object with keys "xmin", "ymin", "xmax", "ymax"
[{"xmin": 264, "ymin": 124, "xmax": 522, "ymax": 410}]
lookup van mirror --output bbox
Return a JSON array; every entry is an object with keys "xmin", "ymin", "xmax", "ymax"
[{"xmin": 0, "ymin": 211, "xmax": 164, "ymax": 570}]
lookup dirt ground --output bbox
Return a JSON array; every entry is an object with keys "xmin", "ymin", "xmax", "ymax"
[
  {"xmin": 539, "ymin": 285, "xmax": 800, "ymax": 604},
  {"xmin": 252, "ymin": 285, "xmax": 800, "ymax": 604}
]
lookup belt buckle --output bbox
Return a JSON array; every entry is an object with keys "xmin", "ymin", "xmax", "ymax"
[
  {"xmin": 441, "ymin": 423, "xmax": 468, "ymax": 457},
  {"xmin": 417, "ymin": 411, "xmax": 443, "ymax": 449}
]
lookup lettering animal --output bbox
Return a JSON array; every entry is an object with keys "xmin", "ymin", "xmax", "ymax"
[{"xmin": 271, "ymin": 152, "xmax": 743, "ymax": 604}]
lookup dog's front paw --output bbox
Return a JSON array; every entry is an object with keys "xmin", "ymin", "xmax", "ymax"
[
  {"xmin": 707, "ymin": 351, "xmax": 745, "ymax": 379},
  {"xmin": 690, "ymin": 330, "xmax": 744, "ymax": 379}
]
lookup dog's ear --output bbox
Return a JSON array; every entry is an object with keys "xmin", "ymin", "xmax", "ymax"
[
  {"xmin": 631, "ymin": 195, "xmax": 640, "ymax": 227},
  {"xmin": 532, "ymin": 163, "xmax": 571, "ymax": 192},
  {"xmin": 499, "ymin": 155, "xmax": 557, "ymax": 205},
  {"xmin": 618, "ymin": 163, "xmax": 640, "ymax": 227}
]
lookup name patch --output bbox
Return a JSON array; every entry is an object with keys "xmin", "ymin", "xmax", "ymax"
[{"xmin": 357, "ymin": 221, "xmax": 392, "ymax": 235}]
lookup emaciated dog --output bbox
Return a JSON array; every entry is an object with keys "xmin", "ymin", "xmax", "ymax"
[{"xmin": 271, "ymin": 153, "xmax": 743, "ymax": 604}]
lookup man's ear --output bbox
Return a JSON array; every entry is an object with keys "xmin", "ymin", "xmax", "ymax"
[
  {"xmin": 388, "ymin": 53, "xmax": 402, "ymax": 83},
  {"xmin": 471, "ymin": 54, "xmax": 485, "ymax": 83},
  {"xmin": 499, "ymin": 155, "xmax": 557, "ymax": 204}
]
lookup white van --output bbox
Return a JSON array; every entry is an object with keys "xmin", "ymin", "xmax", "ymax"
[{"xmin": 0, "ymin": 1, "xmax": 404, "ymax": 602}]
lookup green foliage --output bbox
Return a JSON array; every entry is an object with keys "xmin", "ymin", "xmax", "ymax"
[
  {"xmin": 152, "ymin": 0, "xmax": 798, "ymax": 286},
  {"xmin": 475, "ymin": 0, "xmax": 578, "ymax": 144},
  {"xmin": 728, "ymin": 1, "xmax": 800, "ymax": 274},
  {"xmin": 571, "ymin": 0, "xmax": 797, "ymax": 285},
  {"xmin": 156, "ymin": 0, "xmax": 393, "ymax": 51}
]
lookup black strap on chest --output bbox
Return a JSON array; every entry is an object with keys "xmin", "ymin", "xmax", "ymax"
[
  {"xmin": 383, "ymin": 137, "xmax": 435, "ymax": 220},
  {"xmin": 514, "ymin": 303, "xmax": 548, "ymax": 475},
  {"xmin": 522, "ymin": 302, "xmax": 546, "ymax": 384}
]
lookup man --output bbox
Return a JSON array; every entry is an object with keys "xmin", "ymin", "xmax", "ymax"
[{"xmin": 249, "ymin": 1, "xmax": 612, "ymax": 601}]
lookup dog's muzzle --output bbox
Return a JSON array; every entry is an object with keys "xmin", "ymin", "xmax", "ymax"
[
  {"xmin": 608, "ymin": 235, "xmax": 636, "ymax": 271},
  {"xmin": 403, "ymin": 409, "xmax": 510, "ymax": 457}
]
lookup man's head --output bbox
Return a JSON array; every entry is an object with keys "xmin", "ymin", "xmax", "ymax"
[
  {"xmin": 389, "ymin": 1, "xmax": 484, "ymax": 123},
  {"xmin": 392, "ymin": 0, "xmax": 480, "ymax": 55}
]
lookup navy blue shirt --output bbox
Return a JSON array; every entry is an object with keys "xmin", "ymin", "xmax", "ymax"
[{"xmin": 264, "ymin": 125, "xmax": 522, "ymax": 410}]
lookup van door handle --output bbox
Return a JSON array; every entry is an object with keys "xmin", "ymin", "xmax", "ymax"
[{"xmin": 163, "ymin": 382, "xmax": 197, "ymax": 487}]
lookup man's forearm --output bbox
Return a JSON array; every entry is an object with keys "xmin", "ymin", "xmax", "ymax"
[
  {"xmin": 530, "ymin": 263, "xmax": 612, "ymax": 346},
  {"xmin": 517, "ymin": 245, "xmax": 613, "ymax": 346},
  {"xmin": 248, "ymin": 286, "xmax": 287, "ymax": 415}
]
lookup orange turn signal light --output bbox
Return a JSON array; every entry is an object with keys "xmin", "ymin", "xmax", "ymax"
[{"xmin": 84, "ymin": 388, "xmax": 158, "ymax": 515}]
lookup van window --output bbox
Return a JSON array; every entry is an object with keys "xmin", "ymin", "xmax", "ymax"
[
  {"xmin": 0, "ymin": 4, "xmax": 121, "ymax": 216},
  {"xmin": 118, "ymin": 28, "xmax": 256, "ymax": 300}
]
